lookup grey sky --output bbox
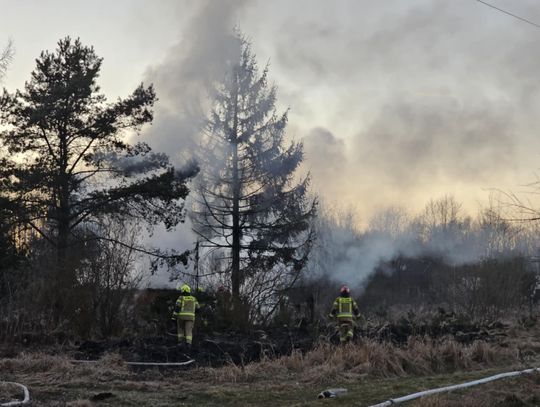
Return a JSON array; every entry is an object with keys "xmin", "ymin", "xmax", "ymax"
[{"xmin": 3, "ymin": 0, "xmax": 540, "ymax": 226}]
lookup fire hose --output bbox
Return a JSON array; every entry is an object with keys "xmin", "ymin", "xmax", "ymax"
[
  {"xmin": 0, "ymin": 382, "xmax": 30, "ymax": 407},
  {"xmin": 369, "ymin": 367, "xmax": 540, "ymax": 406},
  {"xmin": 71, "ymin": 359, "xmax": 195, "ymax": 367}
]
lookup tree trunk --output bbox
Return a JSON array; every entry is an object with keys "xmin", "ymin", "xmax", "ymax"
[
  {"xmin": 55, "ymin": 133, "xmax": 72, "ymax": 318},
  {"xmin": 231, "ymin": 80, "xmax": 241, "ymax": 305}
]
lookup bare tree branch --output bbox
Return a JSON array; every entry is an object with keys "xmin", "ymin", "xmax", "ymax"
[{"xmin": 0, "ymin": 39, "xmax": 14, "ymax": 81}]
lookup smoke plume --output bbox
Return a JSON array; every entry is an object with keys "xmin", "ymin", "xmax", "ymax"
[
  {"xmin": 141, "ymin": 0, "xmax": 247, "ymax": 161},
  {"xmin": 129, "ymin": 0, "xmax": 540, "ymax": 285},
  {"xmin": 136, "ymin": 0, "xmax": 249, "ymax": 286}
]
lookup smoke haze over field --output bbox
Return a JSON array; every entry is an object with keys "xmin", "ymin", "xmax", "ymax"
[
  {"xmin": 4, "ymin": 0, "xmax": 540, "ymax": 220},
  {"xmin": 312, "ymin": 200, "xmax": 540, "ymax": 289},
  {"xmin": 4, "ymin": 0, "xmax": 540, "ymax": 285},
  {"xmin": 139, "ymin": 0, "xmax": 540, "ymax": 222}
]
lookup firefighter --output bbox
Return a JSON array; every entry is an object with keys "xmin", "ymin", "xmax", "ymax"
[
  {"xmin": 172, "ymin": 284, "xmax": 200, "ymax": 347},
  {"xmin": 329, "ymin": 286, "xmax": 360, "ymax": 344}
]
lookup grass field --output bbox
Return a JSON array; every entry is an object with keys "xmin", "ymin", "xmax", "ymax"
[
  {"xmin": 2, "ymin": 331, "xmax": 540, "ymax": 406},
  {"xmin": 2, "ymin": 365, "xmax": 540, "ymax": 406}
]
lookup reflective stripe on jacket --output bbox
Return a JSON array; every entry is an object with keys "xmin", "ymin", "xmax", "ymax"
[
  {"xmin": 173, "ymin": 295, "xmax": 199, "ymax": 321},
  {"xmin": 332, "ymin": 297, "xmax": 359, "ymax": 320}
]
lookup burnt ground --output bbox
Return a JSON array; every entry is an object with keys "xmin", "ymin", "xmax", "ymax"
[
  {"xmin": 71, "ymin": 321, "xmax": 509, "ymax": 366},
  {"xmin": 0, "ymin": 319, "xmax": 537, "ymax": 406},
  {"xmin": 0, "ymin": 317, "xmax": 512, "ymax": 368},
  {"xmin": 73, "ymin": 327, "xmax": 316, "ymax": 367}
]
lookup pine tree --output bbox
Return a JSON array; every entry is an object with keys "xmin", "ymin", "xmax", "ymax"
[
  {"xmin": 0, "ymin": 37, "xmax": 197, "ymax": 316},
  {"xmin": 191, "ymin": 36, "xmax": 316, "ymax": 322}
]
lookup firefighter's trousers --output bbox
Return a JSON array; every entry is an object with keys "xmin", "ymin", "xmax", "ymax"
[
  {"xmin": 177, "ymin": 319, "xmax": 194, "ymax": 344},
  {"xmin": 338, "ymin": 319, "xmax": 354, "ymax": 343}
]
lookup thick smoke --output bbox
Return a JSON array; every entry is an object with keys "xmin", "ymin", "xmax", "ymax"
[
  {"xmin": 129, "ymin": 0, "xmax": 540, "ymax": 285},
  {"xmin": 142, "ymin": 0, "xmax": 246, "ymax": 161},
  {"xmin": 245, "ymin": 0, "xmax": 540, "ymax": 215},
  {"xmin": 302, "ymin": 127, "xmax": 347, "ymax": 196},
  {"xmin": 355, "ymin": 98, "xmax": 516, "ymax": 187},
  {"xmin": 91, "ymin": 150, "xmax": 169, "ymax": 176},
  {"xmin": 137, "ymin": 0, "xmax": 248, "ymax": 286},
  {"xmin": 311, "ymin": 198, "xmax": 539, "ymax": 289}
]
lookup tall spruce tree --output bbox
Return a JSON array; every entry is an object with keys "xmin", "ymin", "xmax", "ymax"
[
  {"xmin": 0, "ymin": 37, "xmax": 196, "ymax": 316},
  {"xmin": 191, "ymin": 37, "xmax": 316, "ymax": 321}
]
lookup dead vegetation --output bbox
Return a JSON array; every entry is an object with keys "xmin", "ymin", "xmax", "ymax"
[
  {"xmin": 202, "ymin": 337, "xmax": 518, "ymax": 384},
  {"xmin": 0, "ymin": 336, "xmax": 518, "ymax": 388},
  {"xmin": 1, "ymin": 320, "xmax": 539, "ymax": 406},
  {"xmin": 0, "ymin": 334, "xmax": 536, "ymax": 406},
  {"xmin": 0, "ymin": 352, "xmax": 134, "ymax": 385},
  {"xmin": 0, "ymin": 381, "xmax": 22, "ymax": 404}
]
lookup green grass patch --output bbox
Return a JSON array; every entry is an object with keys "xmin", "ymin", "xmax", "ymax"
[{"xmin": 17, "ymin": 367, "xmax": 533, "ymax": 406}]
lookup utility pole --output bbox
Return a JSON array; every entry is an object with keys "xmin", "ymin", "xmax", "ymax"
[{"xmin": 194, "ymin": 239, "xmax": 200, "ymax": 291}]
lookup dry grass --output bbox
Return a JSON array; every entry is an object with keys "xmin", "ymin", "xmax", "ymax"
[
  {"xmin": 0, "ymin": 338, "xmax": 533, "ymax": 406},
  {"xmin": 202, "ymin": 337, "xmax": 518, "ymax": 384},
  {"xmin": 0, "ymin": 352, "xmax": 72, "ymax": 374},
  {"xmin": 0, "ymin": 351, "xmax": 134, "ymax": 385},
  {"xmin": 0, "ymin": 382, "xmax": 24, "ymax": 404},
  {"xmin": 65, "ymin": 401, "xmax": 93, "ymax": 407}
]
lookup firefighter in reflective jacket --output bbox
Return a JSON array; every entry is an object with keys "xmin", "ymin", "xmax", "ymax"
[
  {"xmin": 329, "ymin": 286, "xmax": 360, "ymax": 343},
  {"xmin": 172, "ymin": 284, "xmax": 200, "ymax": 346}
]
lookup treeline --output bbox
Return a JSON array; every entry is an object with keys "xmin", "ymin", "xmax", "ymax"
[{"xmin": 290, "ymin": 196, "xmax": 540, "ymax": 326}]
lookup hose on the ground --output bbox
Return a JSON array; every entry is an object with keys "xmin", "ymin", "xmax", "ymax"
[
  {"xmin": 71, "ymin": 359, "xmax": 195, "ymax": 367},
  {"xmin": 0, "ymin": 381, "xmax": 31, "ymax": 407},
  {"xmin": 369, "ymin": 367, "xmax": 540, "ymax": 406}
]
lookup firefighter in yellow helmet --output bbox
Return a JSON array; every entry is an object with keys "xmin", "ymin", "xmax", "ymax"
[
  {"xmin": 172, "ymin": 284, "xmax": 200, "ymax": 347},
  {"xmin": 329, "ymin": 286, "xmax": 360, "ymax": 344}
]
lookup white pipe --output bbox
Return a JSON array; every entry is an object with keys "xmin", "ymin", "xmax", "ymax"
[
  {"xmin": 0, "ymin": 381, "xmax": 31, "ymax": 406},
  {"xmin": 123, "ymin": 360, "xmax": 195, "ymax": 366},
  {"xmin": 71, "ymin": 359, "xmax": 195, "ymax": 367},
  {"xmin": 369, "ymin": 367, "xmax": 540, "ymax": 407}
]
